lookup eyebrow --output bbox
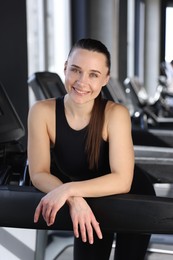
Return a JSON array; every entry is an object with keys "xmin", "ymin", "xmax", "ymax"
[{"xmin": 71, "ymin": 64, "xmax": 101, "ymax": 74}]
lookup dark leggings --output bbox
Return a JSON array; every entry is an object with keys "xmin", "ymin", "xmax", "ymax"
[{"xmin": 73, "ymin": 166, "xmax": 156, "ymax": 260}]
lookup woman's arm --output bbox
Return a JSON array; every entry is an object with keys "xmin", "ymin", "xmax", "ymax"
[
  {"xmin": 34, "ymin": 102, "xmax": 134, "ymax": 219},
  {"xmin": 27, "ymin": 99, "xmax": 63, "ymax": 192},
  {"xmin": 28, "ymin": 99, "xmax": 103, "ymax": 243},
  {"xmin": 29, "ymin": 101, "xmax": 134, "ymax": 243}
]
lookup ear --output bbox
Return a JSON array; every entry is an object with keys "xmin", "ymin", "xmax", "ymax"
[
  {"xmin": 102, "ymin": 75, "xmax": 110, "ymax": 87},
  {"xmin": 64, "ymin": 61, "xmax": 67, "ymax": 75}
]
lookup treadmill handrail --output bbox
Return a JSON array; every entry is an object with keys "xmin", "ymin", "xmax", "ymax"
[{"xmin": 0, "ymin": 186, "xmax": 173, "ymax": 234}]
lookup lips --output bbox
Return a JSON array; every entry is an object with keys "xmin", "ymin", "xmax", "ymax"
[{"xmin": 72, "ymin": 87, "xmax": 90, "ymax": 95}]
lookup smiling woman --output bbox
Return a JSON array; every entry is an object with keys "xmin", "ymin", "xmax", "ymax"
[
  {"xmin": 27, "ymin": 38, "xmax": 151, "ymax": 260},
  {"xmin": 64, "ymin": 48, "xmax": 109, "ymax": 106}
]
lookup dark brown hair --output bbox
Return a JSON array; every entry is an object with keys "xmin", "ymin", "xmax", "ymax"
[{"xmin": 68, "ymin": 38, "xmax": 111, "ymax": 170}]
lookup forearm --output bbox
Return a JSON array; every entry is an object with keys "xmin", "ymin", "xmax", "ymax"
[
  {"xmin": 30, "ymin": 171, "xmax": 63, "ymax": 193},
  {"xmin": 65, "ymin": 172, "xmax": 133, "ymax": 199}
]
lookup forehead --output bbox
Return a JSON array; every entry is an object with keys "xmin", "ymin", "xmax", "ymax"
[{"xmin": 68, "ymin": 48, "xmax": 108, "ymax": 72}]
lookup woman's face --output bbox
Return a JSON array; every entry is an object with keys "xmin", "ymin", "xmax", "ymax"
[{"xmin": 64, "ymin": 48, "xmax": 110, "ymax": 104}]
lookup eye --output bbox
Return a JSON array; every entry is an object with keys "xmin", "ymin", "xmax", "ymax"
[
  {"xmin": 90, "ymin": 73, "xmax": 99, "ymax": 78},
  {"xmin": 71, "ymin": 68, "xmax": 77, "ymax": 72},
  {"xmin": 70, "ymin": 67, "xmax": 81, "ymax": 74}
]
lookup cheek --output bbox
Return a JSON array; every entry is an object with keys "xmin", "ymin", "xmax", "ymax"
[
  {"xmin": 91, "ymin": 83, "xmax": 103, "ymax": 95},
  {"xmin": 93, "ymin": 78, "xmax": 106, "ymax": 90},
  {"xmin": 64, "ymin": 73, "xmax": 78, "ymax": 92},
  {"xmin": 65, "ymin": 71, "xmax": 77, "ymax": 83},
  {"xmin": 65, "ymin": 72, "xmax": 73, "ymax": 85}
]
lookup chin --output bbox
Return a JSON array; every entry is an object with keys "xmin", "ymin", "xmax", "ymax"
[{"xmin": 70, "ymin": 92, "xmax": 89, "ymax": 103}]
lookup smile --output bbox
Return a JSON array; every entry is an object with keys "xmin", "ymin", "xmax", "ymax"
[{"xmin": 72, "ymin": 87, "xmax": 90, "ymax": 95}]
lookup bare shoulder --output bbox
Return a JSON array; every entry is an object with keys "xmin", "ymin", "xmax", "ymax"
[
  {"xmin": 105, "ymin": 100, "xmax": 130, "ymax": 122},
  {"xmin": 28, "ymin": 98, "xmax": 56, "ymax": 119},
  {"xmin": 103, "ymin": 101, "xmax": 131, "ymax": 141},
  {"xmin": 28, "ymin": 98, "xmax": 56, "ymax": 143}
]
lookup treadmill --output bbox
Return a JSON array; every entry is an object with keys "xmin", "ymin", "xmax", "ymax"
[
  {"xmin": 1, "ymin": 72, "xmax": 172, "ymax": 258},
  {"xmin": 27, "ymin": 71, "xmax": 173, "ymax": 189},
  {"xmin": 0, "ymin": 81, "xmax": 26, "ymax": 186}
]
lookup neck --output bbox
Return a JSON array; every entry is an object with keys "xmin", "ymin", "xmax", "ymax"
[
  {"xmin": 64, "ymin": 94, "xmax": 94, "ymax": 118},
  {"xmin": 64, "ymin": 94, "xmax": 94, "ymax": 130}
]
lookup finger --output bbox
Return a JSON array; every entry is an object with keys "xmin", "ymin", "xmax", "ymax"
[
  {"xmin": 34, "ymin": 202, "xmax": 42, "ymax": 223},
  {"xmin": 42, "ymin": 204, "xmax": 52, "ymax": 225},
  {"xmin": 92, "ymin": 220, "xmax": 103, "ymax": 240},
  {"xmin": 47, "ymin": 207, "xmax": 58, "ymax": 226},
  {"xmin": 85, "ymin": 222, "xmax": 94, "ymax": 244},
  {"xmin": 73, "ymin": 220, "xmax": 79, "ymax": 238},
  {"xmin": 79, "ymin": 222, "xmax": 87, "ymax": 243}
]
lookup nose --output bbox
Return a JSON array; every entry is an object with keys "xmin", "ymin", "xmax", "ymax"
[{"xmin": 77, "ymin": 73, "xmax": 89, "ymax": 85}]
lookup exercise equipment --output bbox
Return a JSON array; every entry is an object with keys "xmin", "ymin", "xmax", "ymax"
[
  {"xmin": 122, "ymin": 77, "xmax": 173, "ymax": 147},
  {"xmin": 0, "ymin": 81, "xmax": 25, "ymax": 144},
  {"xmin": 0, "ymin": 185, "xmax": 173, "ymax": 234},
  {"xmin": 1, "ymin": 74, "xmax": 173, "ymax": 258},
  {"xmin": 0, "ymin": 81, "xmax": 26, "ymax": 186},
  {"xmin": 28, "ymin": 71, "xmax": 66, "ymax": 100},
  {"xmin": 0, "ymin": 74, "xmax": 172, "ymax": 233},
  {"xmin": 123, "ymin": 76, "xmax": 173, "ymax": 128}
]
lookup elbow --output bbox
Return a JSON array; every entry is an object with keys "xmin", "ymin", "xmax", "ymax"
[
  {"xmin": 119, "ymin": 184, "xmax": 131, "ymax": 194},
  {"xmin": 122, "ymin": 172, "xmax": 134, "ymax": 194},
  {"xmin": 120, "ymin": 179, "xmax": 133, "ymax": 194},
  {"xmin": 124, "ymin": 184, "xmax": 131, "ymax": 194},
  {"xmin": 29, "ymin": 174, "xmax": 37, "ymax": 188},
  {"xmin": 29, "ymin": 171, "xmax": 41, "ymax": 189}
]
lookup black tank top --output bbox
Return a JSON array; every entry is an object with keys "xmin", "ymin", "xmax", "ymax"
[{"xmin": 52, "ymin": 97, "xmax": 110, "ymax": 181}]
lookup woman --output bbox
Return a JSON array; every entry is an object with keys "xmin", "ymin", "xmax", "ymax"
[{"xmin": 28, "ymin": 38, "xmax": 151, "ymax": 259}]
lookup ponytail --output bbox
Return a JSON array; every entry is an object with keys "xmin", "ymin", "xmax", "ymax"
[{"xmin": 85, "ymin": 93, "xmax": 107, "ymax": 170}]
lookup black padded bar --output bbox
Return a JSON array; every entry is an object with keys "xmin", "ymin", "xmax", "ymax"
[{"xmin": 0, "ymin": 186, "xmax": 173, "ymax": 234}]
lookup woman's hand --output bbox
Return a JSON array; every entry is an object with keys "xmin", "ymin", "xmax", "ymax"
[
  {"xmin": 67, "ymin": 196, "xmax": 103, "ymax": 244},
  {"xmin": 34, "ymin": 183, "xmax": 103, "ymax": 244},
  {"xmin": 34, "ymin": 185, "xmax": 68, "ymax": 226}
]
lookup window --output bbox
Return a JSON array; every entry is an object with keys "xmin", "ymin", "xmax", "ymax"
[
  {"xmin": 165, "ymin": 7, "xmax": 173, "ymax": 62},
  {"xmin": 26, "ymin": 0, "xmax": 71, "ymax": 81}
]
